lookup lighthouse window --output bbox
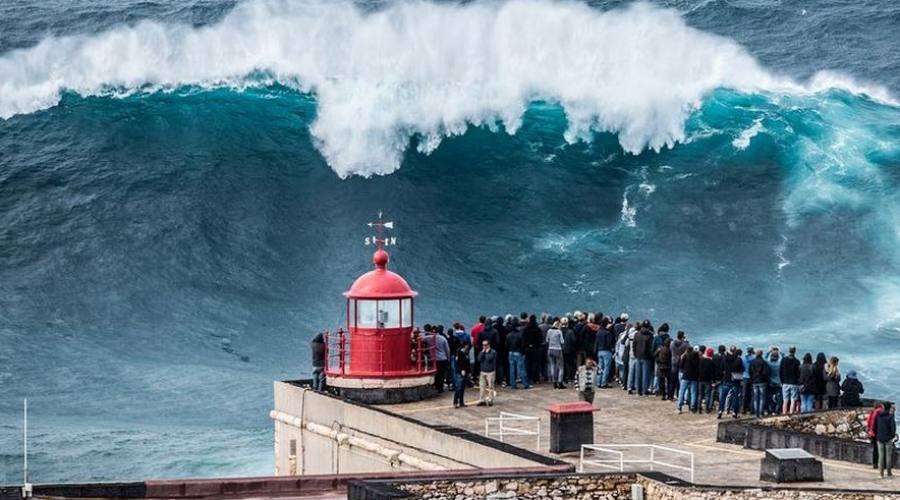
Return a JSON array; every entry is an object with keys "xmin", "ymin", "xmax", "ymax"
[
  {"xmin": 355, "ymin": 299, "xmax": 404, "ymax": 328},
  {"xmin": 401, "ymin": 299, "xmax": 412, "ymax": 327},
  {"xmin": 356, "ymin": 300, "xmax": 377, "ymax": 328},
  {"xmin": 376, "ymin": 300, "xmax": 401, "ymax": 328}
]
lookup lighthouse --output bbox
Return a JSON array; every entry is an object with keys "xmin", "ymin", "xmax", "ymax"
[{"xmin": 323, "ymin": 213, "xmax": 437, "ymax": 404}]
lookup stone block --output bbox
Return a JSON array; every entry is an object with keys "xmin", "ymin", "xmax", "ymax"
[
  {"xmin": 759, "ymin": 448, "xmax": 823, "ymax": 483},
  {"xmin": 548, "ymin": 402, "xmax": 595, "ymax": 453}
]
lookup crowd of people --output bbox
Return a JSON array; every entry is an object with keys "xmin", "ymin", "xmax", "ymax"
[{"xmin": 310, "ymin": 310, "xmax": 898, "ymax": 476}]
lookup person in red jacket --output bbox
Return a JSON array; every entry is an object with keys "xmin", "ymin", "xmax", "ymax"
[{"xmin": 867, "ymin": 402, "xmax": 885, "ymax": 469}]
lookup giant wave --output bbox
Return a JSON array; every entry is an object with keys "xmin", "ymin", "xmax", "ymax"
[{"xmin": 0, "ymin": 0, "xmax": 895, "ymax": 177}]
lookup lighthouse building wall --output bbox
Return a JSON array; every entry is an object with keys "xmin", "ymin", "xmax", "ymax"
[{"xmin": 271, "ymin": 382, "xmax": 545, "ymax": 476}]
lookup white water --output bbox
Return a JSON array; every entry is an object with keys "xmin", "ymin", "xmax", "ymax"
[{"xmin": 0, "ymin": 0, "xmax": 894, "ymax": 177}]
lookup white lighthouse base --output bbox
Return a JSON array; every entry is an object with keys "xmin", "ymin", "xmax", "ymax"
[{"xmin": 326, "ymin": 374, "xmax": 436, "ymax": 404}]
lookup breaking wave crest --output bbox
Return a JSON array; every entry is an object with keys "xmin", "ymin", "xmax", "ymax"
[{"xmin": 0, "ymin": 0, "xmax": 895, "ymax": 177}]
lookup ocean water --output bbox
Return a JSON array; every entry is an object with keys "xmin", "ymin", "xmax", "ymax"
[{"xmin": 1, "ymin": 0, "xmax": 899, "ymax": 483}]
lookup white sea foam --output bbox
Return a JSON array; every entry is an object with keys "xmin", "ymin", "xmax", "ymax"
[
  {"xmin": 732, "ymin": 117, "xmax": 765, "ymax": 150},
  {"xmin": 0, "ymin": 0, "xmax": 894, "ymax": 177}
]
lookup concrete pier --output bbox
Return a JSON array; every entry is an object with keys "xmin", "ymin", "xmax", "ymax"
[{"xmin": 384, "ymin": 383, "xmax": 897, "ymax": 491}]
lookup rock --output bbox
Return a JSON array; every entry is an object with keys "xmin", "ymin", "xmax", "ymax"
[
  {"xmin": 826, "ymin": 423, "xmax": 836, "ymax": 433},
  {"xmin": 836, "ymin": 422, "xmax": 850, "ymax": 433},
  {"xmin": 463, "ymin": 488, "xmax": 474, "ymax": 496},
  {"xmin": 504, "ymin": 482, "xmax": 517, "ymax": 492},
  {"xmin": 814, "ymin": 424, "xmax": 827, "ymax": 435},
  {"xmin": 485, "ymin": 481, "xmax": 498, "ymax": 494}
]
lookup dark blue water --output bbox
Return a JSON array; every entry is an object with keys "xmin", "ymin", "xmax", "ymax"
[{"xmin": 1, "ymin": 0, "xmax": 899, "ymax": 483}]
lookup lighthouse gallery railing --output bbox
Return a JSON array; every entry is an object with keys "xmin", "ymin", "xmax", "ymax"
[{"xmin": 323, "ymin": 328, "xmax": 438, "ymax": 377}]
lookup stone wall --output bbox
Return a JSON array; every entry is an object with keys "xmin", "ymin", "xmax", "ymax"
[
  {"xmin": 756, "ymin": 409, "xmax": 870, "ymax": 441},
  {"xmin": 396, "ymin": 475, "xmax": 633, "ymax": 500},
  {"xmin": 643, "ymin": 480, "xmax": 900, "ymax": 500},
  {"xmin": 350, "ymin": 473, "xmax": 900, "ymax": 500}
]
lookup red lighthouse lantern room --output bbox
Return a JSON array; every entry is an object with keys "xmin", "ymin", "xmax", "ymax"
[{"xmin": 324, "ymin": 214, "xmax": 437, "ymax": 404}]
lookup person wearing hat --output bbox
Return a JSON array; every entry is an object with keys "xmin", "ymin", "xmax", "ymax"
[{"xmin": 840, "ymin": 370, "xmax": 865, "ymax": 407}]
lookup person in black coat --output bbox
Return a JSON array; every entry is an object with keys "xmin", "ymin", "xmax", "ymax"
[
  {"xmin": 562, "ymin": 317, "xmax": 578, "ymax": 383},
  {"xmin": 874, "ymin": 402, "xmax": 897, "ymax": 477},
  {"xmin": 311, "ymin": 332, "xmax": 326, "ymax": 391},
  {"xmin": 749, "ymin": 350, "xmax": 771, "ymax": 418},
  {"xmin": 813, "ymin": 352, "xmax": 828, "ymax": 410},
  {"xmin": 453, "ymin": 344, "xmax": 471, "ymax": 408},
  {"xmin": 840, "ymin": 370, "xmax": 865, "ymax": 407},
  {"xmin": 780, "ymin": 346, "xmax": 802, "ymax": 414},
  {"xmin": 698, "ymin": 348, "xmax": 717, "ymax": 413},
  {"xmin": 523, "ymin": 314, "xmax": 543, "ymax": 385},
  {"xmin": 631, "ymin": 322, "xmax": 654, "ymax": 396}
]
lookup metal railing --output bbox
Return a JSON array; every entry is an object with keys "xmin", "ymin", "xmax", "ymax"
[
  {"xmin": 579, "ymin": 444, "xmax": 695, "ymax": 483},
  {"xmin": 484, "ymin": 412, "xmax": 542, "ymax": 451}
]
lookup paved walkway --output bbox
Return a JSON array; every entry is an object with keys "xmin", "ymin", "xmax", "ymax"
[{"xmin": 388, "ymin": 382, "xmax": 898, "ymax": 491}]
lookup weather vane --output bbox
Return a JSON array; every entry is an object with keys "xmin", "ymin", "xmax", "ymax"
[{"xmin": 364, "ymin": 210, "xmax": 396, "ymax": 249}]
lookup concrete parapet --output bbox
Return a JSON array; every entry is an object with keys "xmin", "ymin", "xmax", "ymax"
[{"xmin": 716, "ymin": 410, "xmax": 899, "ymax": 467}]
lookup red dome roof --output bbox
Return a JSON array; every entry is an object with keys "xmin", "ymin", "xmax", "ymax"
[{"xmin": 344, "ymin": 249, "xmax": 417, "ymax": 299}]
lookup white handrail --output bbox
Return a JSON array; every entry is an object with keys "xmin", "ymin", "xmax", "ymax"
[
  {"xmin": 484, "ymin": 412, "xmax": 541, "ymax": 450},
  {"xmin": 579, "ymin": 444, "xmax": 694, "ymax": 483}
]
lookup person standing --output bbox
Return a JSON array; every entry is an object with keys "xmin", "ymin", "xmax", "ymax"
[
  {"xmin": 698, "ymin": 347, "xmax": 716, "ymax": 413},
  {"xmin": 506, "ymin": 322, "xmax": 529, "ymax": 389},
  {"xmin": 741, "ymin": 345, "xmax": 756, "ymax": 414},
  {"xmin": 866, "ymin": 402, "xmax": 885, "ymax": 469},
  {"xmin": 311, "ymin": 332, "xmax": 326, "ymax": 392},
  {"xmin": 453, "ymin": 344, "xmax": 471, "ymax": 408},
  {"xmin": 678, "ymin": 346, "xmax": 700, "ymax": 414},
  {"xmin": 595, "ymin": 317, "xmax": 615, "ymax": 388},
  {"xmin": 632, "ymin": 321, "xmax": 654, "ymax": 396},
  {"xmin": 495, "ymin": 316, "xmax": 510, "ymax": 386},
  {"xmin": 718, "ymin": 346, "xmax": 744, "ymax": 419},
  {"xmin": 840, "ymin": 370, "xmax": 865, "ymax": 407},
  {"xmin": 576, "ymin": 357, "xmax": 598, "ymax": 404},
  {"xmin": 824, "ymin": 356, "xmax": 842, "ymax": 409},
  {"xmin": 780, "ymin": 346, "xmax": 802, "ymax": 414},
  {"xmin": 669, "ymin": 331, "xmax": 690, "ymax": 400},
  {"xmin": 470, "ymin": 316, "xmax": 486, "ymax": 360},
  {"xmin": 766, "ymin": 347, "xmax": 783, "ymax": 415},
  {"xmin": 547, "ymin": 320, "xmax": 565, "ymax": 388},
  {"xmin": 799, "ymin": 353, "xmax": 817, "ymax": 413},
  {"xmin": 813, "ymin": 352, "xmax": 828, "ymax": 410},
  {"xmin": 655, "ymin": 338, "xmax": 672, "ymax": 401},
  {"xmin": 477, "ymin": 340, "xmax": 497, "ymax": 406},
  {"xmin": 433, "ymin": 330, "xmax": 451, "ymax": 392},
  {"xmin": 523, "ymin": 314, "xmax": 543, "ymax": 386},
  {"xmin": 874, "ymin": 402, "xmax": 897, "ymax": 478},
  {"xmin": 750, "ymin": 349, "xmax": 770, "ymax": 418},
  {"xmin": 562, "ymin": 317, "xmax": 578, "ymax": 384}
]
